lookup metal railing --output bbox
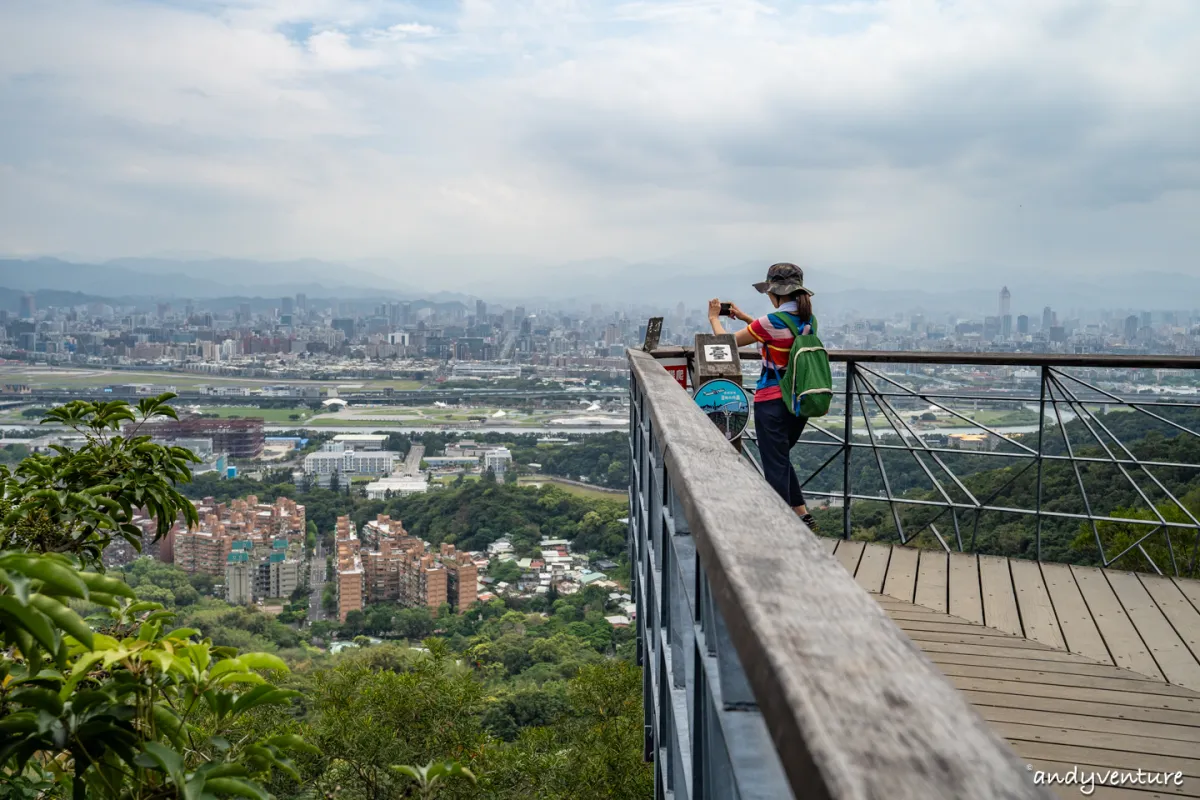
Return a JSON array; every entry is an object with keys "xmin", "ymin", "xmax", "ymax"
[
  {"xmin": 652, "ymin": 347, "xmax": 1200, "ymax": 578},
  {"xmin": 627, "ymin": 348, "xmax": 1048, "ymax": 800}
]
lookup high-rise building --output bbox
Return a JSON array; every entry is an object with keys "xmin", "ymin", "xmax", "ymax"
[
  {"xmin": 295, "ymin": 293, "xmax": 307, "ymax": 312},
  {"xmin": 1125, "ymin": 315, "xmax": 1139, "ymax": 343},
  {"xmin": 999, "ymin": 287, "xmax": 1012, "ymax": 339},
  {"xmin": 332, "ymin": 318, "xmax": 356, "ymax": 341},
  {"xmin": 225, "ymin": 552, "xmax": 252, "ymax": 604},
  {"xmin": 476, "ymin": 300, "xmax": 487, "ymax": 321},
  {"xmin": 1042, "ymin": 306, "xmax": 1055, "ymax": 332},
  {"xmin": 281, "ymin": 296, "xmax": 294, "ymax": 315},
  {"xmin": 19, "ymin": 294, "xmax": 35, "ymax": 320},
  {"xmin": 1016, "ymin": 315, "xmax": 1030, "ymax": 335}
]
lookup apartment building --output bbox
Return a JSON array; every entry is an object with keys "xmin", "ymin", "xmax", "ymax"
[{"xmin": 334, "ymin": 514, "xmax": 479, "ymax": 621}]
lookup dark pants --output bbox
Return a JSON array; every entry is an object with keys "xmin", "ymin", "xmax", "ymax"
[{"xmin": 754, "ymin": 398, "xmax": 808, "ymax": 507}]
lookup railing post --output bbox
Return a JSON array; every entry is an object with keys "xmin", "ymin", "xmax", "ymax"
[
  {"xmin": 1035, "ymin": 365, "xmax": 1048, "ymax": 562},
  {"xmin": 842, "ymin": 360, "xmax": 855, "ymax": 540}
]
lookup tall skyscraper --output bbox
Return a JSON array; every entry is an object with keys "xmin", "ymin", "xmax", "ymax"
[
  {"xmin": 19, "ymin": 293, "xmax": 35, "ymax": 320},
  {"xmin": 295, "ymin": 293, "xmax": 307, "ymax": 312},
  {"xmin": 476, "ymin": 300, "xmax": 487, "ymax": 321},
  {"xmin": 1042, "ymin": 306, "xmax": 1054, "ymax": 332},
  {"xmin": 1124, "ymin": 315, "xmax": 1139, "ymax": 343},
  {"xmin": 1016, "ymin": 315, "xmax": 1029, "ymax": 335},
  {"xmin": 281, "ymin": 296, "xmax": 294, "ymax": 315},
  {"xmin": 999, "ymin": 287, "xmax": 1012, "ymax": 339}
]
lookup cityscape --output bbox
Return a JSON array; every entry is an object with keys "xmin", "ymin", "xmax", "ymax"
[{"xmin": 3, "ymin": 283, "xmax": 1198, "ymax": 377}]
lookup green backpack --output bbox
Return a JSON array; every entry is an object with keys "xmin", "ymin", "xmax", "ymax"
[{"xmin": 770, "ymin": 312, "xmax": 834, "ymax": 418}]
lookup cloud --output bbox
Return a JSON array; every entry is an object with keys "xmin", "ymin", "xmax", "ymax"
[{"xmin": 0, "ymin": 0, "xmax": 1198, "ymax": 294}]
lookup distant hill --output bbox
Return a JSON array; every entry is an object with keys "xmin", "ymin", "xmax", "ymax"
[{"xmin": 0, "ymin": 257, "xmax": 408, "ymax": 299}]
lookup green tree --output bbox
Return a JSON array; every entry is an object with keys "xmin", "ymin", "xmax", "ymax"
[
  {"xmin": 0, "ymin": 554, "xmax": 314, "ymax": 799},
  {"xmin": 0, "ymin": 396, "xmax": 199, "ymax": 565}
]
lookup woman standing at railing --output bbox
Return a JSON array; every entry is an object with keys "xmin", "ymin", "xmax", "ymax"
[{"xmin": 707, "ymin": 263, "xmax": 820, "ymax": 532}]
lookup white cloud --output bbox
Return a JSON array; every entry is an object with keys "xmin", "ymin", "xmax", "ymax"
[{"xmin": 0, "ymin": 0, "xmax": 1198, "ymax": 292}]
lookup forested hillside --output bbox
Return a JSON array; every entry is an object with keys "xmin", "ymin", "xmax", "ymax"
[{"xmin": 0, "ymin": 397, "xmax": 651, "ymax": 798}]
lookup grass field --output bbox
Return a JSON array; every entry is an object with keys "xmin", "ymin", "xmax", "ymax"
[
  {"xmin": 518, "ymin": 476, "xmax": 626, "ymax": 499},
  {"xmin": 201, "ymin": 406, "xmax": 318, "ymax": 423},
  {"xmin": 0, "ymin": 367, "xmax": 424, "ymax": 392}
]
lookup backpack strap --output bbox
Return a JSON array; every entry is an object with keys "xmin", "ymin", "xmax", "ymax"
[{"xmin": 768, "ymin": 312, "xmax": 811, "ymax": 337}]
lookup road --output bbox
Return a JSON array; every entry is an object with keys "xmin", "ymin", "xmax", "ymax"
[
  {"xmin": 402, "ymin": 444, "xmax": 425, "ymax": 475},
  {"xmin": 308, "ymin": 539, "xmax": 326, "ymax": 624}
]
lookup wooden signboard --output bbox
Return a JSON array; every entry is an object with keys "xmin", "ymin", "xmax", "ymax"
[{"xmin": 641, "ymin": 317, "xmax": 663, "ymax": 352}]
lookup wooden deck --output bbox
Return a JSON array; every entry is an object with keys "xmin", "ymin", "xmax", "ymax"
[{"xmin": 827, "ymin": 539, "xmax": 1200, "ymax": 798}]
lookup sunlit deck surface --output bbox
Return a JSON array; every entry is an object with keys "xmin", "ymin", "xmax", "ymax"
[{"xmin": 829, "ymin": 540, "xmax": 1200, "ymax": 799}]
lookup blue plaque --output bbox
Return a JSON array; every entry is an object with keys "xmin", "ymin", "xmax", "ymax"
[{"xmin": 693, "ymin": 378, "xmax": 750, "ymax": 440}]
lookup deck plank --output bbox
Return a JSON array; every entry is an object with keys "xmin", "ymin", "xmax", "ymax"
[
  {"xmin": 991, "ymin": 720, "xmax": 1200, "ymax": 761},
  {"xmin": 1174, "ymin": 578, "xmax": 1200, "ymax": 619},
  {"xmin": 904, "ymin": 628, "xmax": 1065, "ymax": 650},
  {"xmin": 882, "ymin": 545, "xmax": 918, "ymax": 603},
  {"xmin": 975, "ymin": 704, "xmax": 1200, "ymax": 745},
  {"xmin": 979, "ymin": 554, "xmax": 1023, "ymax": 636},
  {"xmin": 935, "ymin": 663, "xmax": 1199, "ymax": 700},
  {"xmin": 893, "ymin": 618, "xmax": 1018, "ymax": 638},
  {"xmin": 961, "ymin": 688, "xmax": 1200, "ymax": 728},
  {"xmin": 833, "ymin": 539, "xmax": 865, "ymax": 579},
  {"xmin": 926, "ymin": 651, "xmax": 1167, "ymax": 682},
  {"xmin": 1140, "ymin": 575, "xmax": 1200, "ymax": 677},
  {"xmin": 853, "ymin": 543, "xmax": 891, "ymax": 594},
  {"xmin": 916, "ymin": 637, "xmax": 1138, "ymax": 664},
  {"xmin": 915, "ymin": 549, "xmax": 949, "ymax": 612},
  {"xmin": 1073, "ymin": 565, "xmax": 1165, "ymax": 681},
  {"xmin": 1107, "ymin": 570, "xmax": 1200, "ymax": 690},
  {"xmin": 819, "ymin": 536, "xmax": 838, "ymax": 555},
  {"xmin": 947, "ymin": 675, "xmax": 1200, "ymax": 714},
  {"xmin": 948, "ymin": 551, "xmax": 984, "ymax": 624},
  {"xmin": 1011, "ymin": 559, "xmax": 1067, "ymax": 651},
  {"xmin": 1041, "ymin": 561, "xmax": 1113, "ymax": 665}
]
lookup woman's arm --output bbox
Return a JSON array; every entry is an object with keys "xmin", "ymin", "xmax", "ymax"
[{"xmin": 708, "ymin": 298, "xmax": 758, "ymax": 347}]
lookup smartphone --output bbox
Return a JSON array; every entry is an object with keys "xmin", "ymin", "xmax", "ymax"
[{"xmin": 719, "ymin": 302, "xmax": 733, "ymax": 317}]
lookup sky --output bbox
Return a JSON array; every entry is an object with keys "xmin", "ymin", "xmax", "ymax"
[{"xmin": 1, "ymin": 0, "xmax": 1198, "ymax": 294}]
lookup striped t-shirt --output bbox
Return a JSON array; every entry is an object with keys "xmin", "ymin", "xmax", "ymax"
[{"xmin": 747, "ymin": 310, "xmax": 812, "ymax": 403}]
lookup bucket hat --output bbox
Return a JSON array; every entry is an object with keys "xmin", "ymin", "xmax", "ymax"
[{"xmin": 752, "ymin": 262, "xmax": 813, "ymax": 296}]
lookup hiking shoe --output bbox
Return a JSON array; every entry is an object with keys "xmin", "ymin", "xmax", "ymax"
[{"xmin": 800, "ymin": 513, "xmax": 820, "ymax": 533}]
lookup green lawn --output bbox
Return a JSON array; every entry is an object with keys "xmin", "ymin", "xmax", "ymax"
[
  {"xmin": 200, "ymin": 406, "xmax": 317, "ymax": 423},
  {"xmin": 517, "ymin": 476, "xmax": 626, "ymax": 499},
  {"xmin": 0, "ymin": 367, "xmax": 424, "ymax": 392}
]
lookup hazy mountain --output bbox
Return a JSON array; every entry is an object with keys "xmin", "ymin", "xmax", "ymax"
[{"xmin": 0, "ymin": 257, "xmax": 410, "ymax": 299}]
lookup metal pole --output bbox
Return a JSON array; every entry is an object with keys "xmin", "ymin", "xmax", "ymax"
[
  {"xmin": 1035, "ymin": 366, "xmax": 1047, "ymax": 562},
  {"xmin": 842, "ymin": 361, "xmax": 854, "ymax": 540}
]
